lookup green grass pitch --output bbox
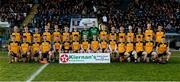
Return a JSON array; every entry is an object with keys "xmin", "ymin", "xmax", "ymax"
[{"xmin": 0, "ymin": 51, "xmax": 180, "ymax": 81}]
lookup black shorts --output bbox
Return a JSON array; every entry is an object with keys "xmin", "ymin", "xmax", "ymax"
[
  {"xmin": 11, "ymin": 52, "xmax": 17, "ymax": 57},
  {"xmin": 34, "ymin": 52, "xmax": 39, "ymax": 57},
  {"xmin": 158, "ymin": 52, "xmax": 167, "ymax": 57},
  {"xmin": 42, "ymin": 52, "xmax": 49, "ymax": 58},
  {"xmin": 137, "ymin": 51, "xmax": 143, "ymax": 57},
  {"xmin": 22, "ymin": 53, "xmax": 27, "ymax": 58},
  {"xmin": 147, "ymin": 51, "xmax": 153, "ymax": 57},
  {"xmin": 119, "ymin": 52, "xmax": 125, "ymax": 56}
]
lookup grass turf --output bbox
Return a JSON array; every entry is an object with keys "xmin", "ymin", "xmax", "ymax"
[{"xmin": 0, "ymin": 51, "xmax": 180, "ymax": 81}]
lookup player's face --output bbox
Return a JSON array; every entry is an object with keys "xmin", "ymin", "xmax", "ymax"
[
  {"xmin": 138, "ymin": 28, "xmax": 141, "ymax": 33},
  {"xmin": 24, "ymin": 27, "xmax": 29, "ymax": 32},
  {"xmin": 45, "ymin": 27, "xmax": 49, "ymax": 32},
  {"xmin": 23, "ymin": 37, "xmax": 27, "ymax": 42},
  {"xmin": 35, "ymin": 28, "xmax": 38, "ymax": 33},
  {"xmin": 11, "ymin": 36, "xmax": 15, "ymax": 41},
  {"xmin": 161, "ymin": 38, "xmax": 166, "ymax": 43},
  {"xmin": 120, "ymin": 26, "xmax": 124, "ymax": 32},
  {"xmin": 83, "ymin": 35, "xmax": 87, "ymax": 41},
  {"xmin": 64, "ymin": 27, "xmax": 68, "ymax": 32},
  {"xmin": 128, "ymin": 26, "xmax": 132, "ymax": 32},
  {"xmin": 111, "ymin": 27, "xmax": 115, "ymax": 32},
  {"xmin": 147, "ymin": 23, "xmax": 151, "ymax": 29},
  {"xmin": 74, "ymin": 36, "xmax": 78, "ymax": 41},
  {"xmin": 158, "ymin": 26, "xmax": 162, "ymax": 31},
  {"xmin": 93, "ymin": 35, "xmax": 97, "ymax": 40},
  {"xmin": 101, "ymin": 25, "xmax": 105, "ymax": 31},
  {"xmin": 127, "ymin": 37, "xmax": 131, "ymax": 42},
  {"xmin": 43, "ymin": 36, "xmax": 47, "ymax": 41},
  {"xmin": 14, "ymin": 26, "xmax": 18, "ymax": 32},
  {"xmin": 33, "ymin": 37, "xmax": 37, "ymax": 42},
  {"xmin": 147, "ymin": 36, "xmax": 152, "ymax": 41}
]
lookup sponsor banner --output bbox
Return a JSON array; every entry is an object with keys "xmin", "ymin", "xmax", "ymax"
[{"xmin": 59, "ymin": 53, "xmax": 110, "ymax": 64}]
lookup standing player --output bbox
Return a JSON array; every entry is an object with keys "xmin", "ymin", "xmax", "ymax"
[
  {"xmin": 8, "ymin": 35, "xmax": 20, "ymax": 63},
  {"xmin": 33, "ymin": 27, "xmax": 41, "ymax": 43},
  {"xmin": 90, "ymin": 35, "xmax": 100, "ymax": 53},
  {"xmin": 118, "ymin": 26, "xmax": 126, "ymax": 42},
  {"xmin": 80, "ymin": 35, "xmax": 90, "ymax": 53},
  {"xmin": 135, "ymin": 28, "xmax": 143, "ymax": 42},
  {"xmin": 143, "ymin": 35, "xmax": 157, "ymax": 63},
  {"xmin": 109, "ymin": 26, "xmax": 117, "ymax": 41},
  {"xmin": 72, "ymin": 35, "xmax": 80, "ymax": 53},
  {"xmin": 52, "ymin": 25, "xmax": 61, "ymax": 42},
  {"xmin": 23, "ymin": 26, "xmax": 32, "ymax": 43},
  {"xmin": 89, "ymin": 24, "xmax": 99, "ymax": 41},
  {"xmin": 31, "ymin": 36, "xmax": 41, "ymax": 62},
  {"xmin": 42, "ymin": 25, "xmax": 52, "ymax": 42},
  {"xmin": 155, "ymin": 26, "xmax": 165, "ymax": 46},
  {"xmin": 11, "ymin": 26, "xmax": 21, "ymax": 42},
  {"xmin": 40, "ymin": 35, "xmax": 51, "ymax": 64},
  {"xmin": 144, "ymin": 23, "xmax": 154, "ymax": 41},
  {"xmin": 99, "ymin": 25, "xmax": 108, "ymax": 41},
  {"xmin": 62, "ymin": 26, "xmax": 70, "ymax": 42},
  {"xmin": 20, "ymin": 36, "xmax": 31, "ymax": 62},
  {"xmin": 117, "ymin": 37, "xmax": 126, "ymax": 62},
  {"xmin": 53, "ymin": 36, "xmax": 61, "ymax": 62},
  {"xmin": 109, "ymin": 34, "xmax": 117, "ymax": 61},
  {"xmin": 126, "ymin": 25, "xmax": 134, "ymax": 42},
  {"xmin": 156, "ymin": 37, "xmax": 171, "ymax": 63}
]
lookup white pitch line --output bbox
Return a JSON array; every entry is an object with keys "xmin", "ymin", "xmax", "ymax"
[{"xmin": 26, "ymin": 63, "xmax": 49, "ymax": 82}]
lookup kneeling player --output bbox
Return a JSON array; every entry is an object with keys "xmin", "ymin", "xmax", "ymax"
[
  {"xmin": 156, "ymin": 37, "xmax": 171, "ymax": 64},
  {"xmin": 109, "ymin": 34, "xmax": 118, "ymax": 61},
  {"xmin": 72, "ymin": 35, "xmax": 80, "ymax": 53},
  {"xmin": 31, "ymin": 36, "xmax": 40, "ymax": 62},
  {"xmin": 143, "ymin": 36, "xmax": 157, "ymax": 63},
  {"xmin": 134, "ymin": 39, "xmax": 145, "ymax": 62},
  {"xmin": 20, "ymin": 36, "xmax": 31, "ymax": 62},
  {"xmin": 40, "ymin": 35, "xmax": 52, "ymax": 63},
  {"xmin": 90, "ymin": 35, "xmax": 100, "ymax": 53},
  {"xmin": 80, "ymin": 35, "xmax": 90, "ymax": 53},
  {"xmin": 124, "ymin": 37, "xmax": 135, "ymax": 62},
  {"xmin": 99, "ymin": 35, "xmax": 109, "ymax": 53},
  {"xmin": 8, "ymin": 35, "xmax": 20, "ymax": 63},
  {"xmin": 62, "ymin": 38, "xmax": 71, "ymax": 53},
  {"xmin": 53, "ymin": 36, "xmax": 62, "ymax": 61},
  {"xmin": 117, "ymin": 37, "xmax": 126, "ymax": 62}
]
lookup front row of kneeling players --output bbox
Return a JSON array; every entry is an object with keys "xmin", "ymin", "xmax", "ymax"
[{"xmin": 8, "ymin": 34, "xmax": 171, "ymax": 64}]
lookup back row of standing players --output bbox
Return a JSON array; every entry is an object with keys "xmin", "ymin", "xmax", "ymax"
[{"xmin": 8, "ymin": 23, "xmax": 171, "ymax": 64}]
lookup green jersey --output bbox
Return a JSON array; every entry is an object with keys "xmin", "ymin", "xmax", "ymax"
[{"xmin": 89, "ymin": 27, "xmax": 99, "ymax": 37}]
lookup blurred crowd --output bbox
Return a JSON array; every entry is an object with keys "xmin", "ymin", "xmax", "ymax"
[{"xmin": 0, "ymin": 0, "xmax": 32, "ymax": 27}]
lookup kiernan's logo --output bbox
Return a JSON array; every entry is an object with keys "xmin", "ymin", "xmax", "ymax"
[{"xmin": 60, "ymin": 54, "xmax": 69, "ymax": 63}]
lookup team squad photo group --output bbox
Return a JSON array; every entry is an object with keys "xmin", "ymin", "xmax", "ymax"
[{"xmin": 8, "ymin": 23, "xmax": 171, "ymax": 64}]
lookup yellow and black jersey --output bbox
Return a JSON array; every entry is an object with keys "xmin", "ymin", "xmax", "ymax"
[
  {"xmin": 8, "ymin": 41, "xmax": 19, "ymax": 54},
  {"xmin": 53, "ymin": 31, "xmax": 61, "ymax": 42},
  {"xmin": 42, "ymin": 32, "xmax": 51, "ymax": 42},
  {"xmin": 22, "ymin": 32, "xmax": 32, "ymax": 43},
  {"xmin": 41, "ymin": 41, "xmax": 51, "ymax": 53},
  {"xmin": 33, "ymin": 33, "xmax": 41, "ymax": 42},
  {"xmin": 135, "ymin": 33, "xmax": 143, "ymax": 42},
  {"xmin": 125, "ymin": 42, "xmax": 134, "ymax": 53},
  {"xmin": 99, "ymin": 30, "xmax": 108, "ymax": 40},
  {"xmin": 63, "ymin": 41, "xmax": 71, "ymax": 50},
  {"xmin": 31, "ymin": 42, "xmax": 40, "ymax": 54},
  {"xmin": 91, "ymin": 40, "xmax": 99, "ymax": 51},
  {"xmin": 135, "ymin": 41, "xmax": 144, "ymax": 52},
  {"xmin": 118, "ymin": 32, "xmax": 126, "ymax": 42},
  {"xmin": 53, "ymin": 41, "xmax": 61, "ymax": 51},
  {"xmin": 157, "ymin": 42, "xmax": 168, "ymax": 54},
  {"xmin": 100, "ymin": 40, "xmax": 108, "ymax": 49},
  {"xmin": 118, "ymin": 42, "xmax": 125, "ymax": 53},
  {"xmin": 62, "ymin": 32, "xmax": 70, "ymax": 42},
  {"xmin": 109, "ymin": 32, "xmax": 117, "ymax": 41},
  {"xmin": 109, "ymin": 40, "xmax": 117, "ymax": 51},
  {"xmin": 144, "ymin": 29, "xmax": 154, "ymax": 41},
  {"xmin": 156, "ymin": 31, "xmax": 165, "ymax": 43},
  {"xmin": 81, "ymin": 41, "xmax": 89, "ymax": 50},
  {"xmin": 144, "ymin": 41, "xmax": 154, "ymax": 54},
  {"xmin": 71, "ymin": 31, "xmax": 80, "ymax": 41},
  {"xmin": 126, "ymin": 32, "xmax": 134, "ymax": 42},
  {"xmin": 20, "ymin": 42, "xmax": 30, "ymax": 53},
  {"xmin": 11, "ymin": 32, "xmax": 21, "ymax": 42},
  {"xmin": 72, "ymin": 41, "xmax": 80, "ymax": 51}
]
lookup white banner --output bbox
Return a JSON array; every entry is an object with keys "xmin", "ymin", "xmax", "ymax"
[{"xmin": 59, "ymin": 53, "xmax": 110, "ymax": 64}]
